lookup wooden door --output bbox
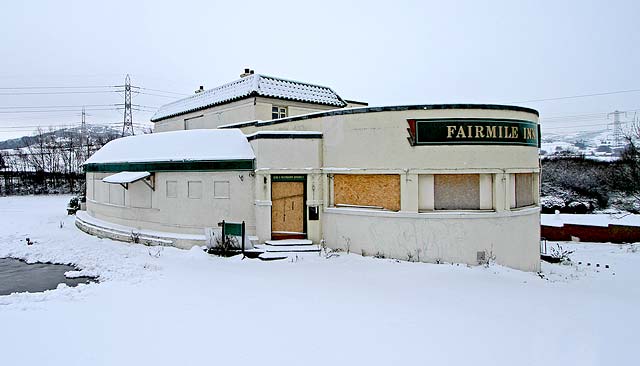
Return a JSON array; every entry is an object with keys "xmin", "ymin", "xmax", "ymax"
[{"xmin": 271, "ymin": 181, "xmax": 305, "ymax": 237}]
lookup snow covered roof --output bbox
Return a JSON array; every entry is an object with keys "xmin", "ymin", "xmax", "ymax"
[
  {"xmin": 85, "ymin": 129, "xmax": 255, "ymax": 166},
  {"xmin": 151, "ymin": 74, "xmax": 346, "ymax": 122},
  {"xmin": 102, "ymin": 171, "xmax": 150, "ymax": 184}
]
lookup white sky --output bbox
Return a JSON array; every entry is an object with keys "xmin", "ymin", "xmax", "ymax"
[{"xmin": 0, "ymin": 0, "xmax": 638, "ymax": 140}]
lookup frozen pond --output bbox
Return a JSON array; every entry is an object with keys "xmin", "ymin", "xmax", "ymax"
[{"xmin": 0, "ymin": 258, "xmax": 95, "ymax": 296}]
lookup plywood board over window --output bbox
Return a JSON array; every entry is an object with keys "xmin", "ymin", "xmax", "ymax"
[
  {"xmin": 515, "ymin": 173, "xmax": 534, "ymax": 207},
  {"xmin": 334, "ymin": 174, "xmax": 400, "ymax": 211},
  {"xmin": 434, "ymin": 174, "xmax": 480, "ymax": 210}
]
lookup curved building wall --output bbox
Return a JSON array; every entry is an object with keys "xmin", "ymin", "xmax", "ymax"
[
  {"xmin": 85, "ymin": 171, "xmax": 256, "ymax": 238},
  {"xmin": 231, "ymin": 105, "xmax": 541, "ymax": 271}
]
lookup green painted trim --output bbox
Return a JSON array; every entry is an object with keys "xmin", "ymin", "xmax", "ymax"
[
  {"xmin": 271, "ymin": 174, "xmax": 306, "ymax": 182},
  {"xmin": 84, "ymin": 159, "xmax": 255, "ymax": 172},
  {"xmin": 413, "ymin": 118, "xmax": 539, "ymax": 147},
  {"xmin": 246, "ymin": 132, "xmax": 322, "ymax": 141}
]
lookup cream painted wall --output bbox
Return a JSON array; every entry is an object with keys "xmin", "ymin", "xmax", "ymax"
[
  {"xmin": 154, "ymin": 99, "xmax": 256, "ymax": 132},
  {"xmin": 236, "ymin": 108, "xmax": 539, "ymax": 171},
  {"xmin": 253, "ymin": 97, "xmax": 338, "ymax": 121},
  {"xmin": 323, "ymin": 207, "xmax": 541, "ymax": 272},
  {"xmin": 153, "ymin": 97, "xmax": 340, "ymax": 133},
  {"xmin": 87, "ymin": 171, "xmax": 255, "ymax": 236},
  {"xmin": 235, "ymin": 107, "xmax": 541, "ymax": 271},
  {"xmin": 249, "ymin": 137, "xmax": 324, "ymax": 243}
]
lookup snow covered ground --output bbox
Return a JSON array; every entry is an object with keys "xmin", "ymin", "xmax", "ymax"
[
  {"xmin": 1, "ymin": 195, "xmax": 639, "ymax": 366},
  {"xmin": 542, "ymin": 212, "xmax": 640, "ymax": 227}
]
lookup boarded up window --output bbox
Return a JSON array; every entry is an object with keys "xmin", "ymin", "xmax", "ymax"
[
  {"xmin": 130, "ymin": 181, "xmax": 152, "ymax": 208},
  {"xmin": 434, "ymin": 174, "xmax": 480, "ymax": 210},
  {"xmin": 166, "ymin": 181, "xmax": 177, "ymax": 198},
  {"xmin": 188, "ymin": 181, "xmax": 202, "ymax": 199},
  {"xmin": 108, "ymin": 184, "xmax": 125, "ymax": 206},
  {"xmin": 334, "ymin": 174, "xmax": 400, "ymax": 211},
  {"xmin": 515, "ymin": 173, "xmax": 534, "ymax": 207},
  {"xmin": 214, "ymin": 181, "xmax": 230, "ymax": 199}
]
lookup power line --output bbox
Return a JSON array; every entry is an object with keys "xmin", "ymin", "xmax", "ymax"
[
  {"xmin": 0, "ymin": 85, "xmax": 117, "ymax": 90},
  {"xmin": 0, "ymin": 104, "xmax": 119, "ymax": 110},
  {"xmin": 511, "ymin": 88, "xmax": 640, "ymax": 104},
  {"xmin": 0, "ymin": 90, "xmax": 124, "ymax": 96},
  {"xmin": 0, "ymin": 107, "xmax": 122, "ymax": 114},
  {"xmin": 135, "ymin": 91, "xmax": 182, "ymax": 99},
  {"xmin": 542, "ymin": 121, "xmax": 631, "ymax": 130},
  {"xmin": 138, "ymin": 87, "xmax": 190, "ymax": 96}
]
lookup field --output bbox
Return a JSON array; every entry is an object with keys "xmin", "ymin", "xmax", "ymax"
[{"xmin": 1, "ymin": 195, "xmax": 638, "ymax": 366}]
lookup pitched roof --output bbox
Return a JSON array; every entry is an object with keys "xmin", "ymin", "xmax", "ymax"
[
  {"xmin": 84, "ymin": 129, "xmax": 255, "ymax": 165},
  {"xmin": 150, "ymin": 74, "xmax": 346, "ymax": 122}
]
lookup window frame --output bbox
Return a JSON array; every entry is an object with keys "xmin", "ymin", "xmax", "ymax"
[
  {"xmin": 271, "ymin": 105, "xmax": 287, "ymax": 120},
  {"xmin": 213, "ymin": 180, "xmax": 230, "ymax": 199}
]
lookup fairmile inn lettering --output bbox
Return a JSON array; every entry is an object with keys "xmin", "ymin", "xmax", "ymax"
[{"xmin": 407, "ymin": 118, "xmax": 539, "ymax": 147}]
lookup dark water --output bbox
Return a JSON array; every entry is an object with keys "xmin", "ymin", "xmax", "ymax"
[{"xmin": 0, "ymin": 258, "xmax": 96, "ymax": 296}]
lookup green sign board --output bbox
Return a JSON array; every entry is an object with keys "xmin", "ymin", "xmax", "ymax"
[
  {"xmin": 408, "ymin": 118, "xmax": 539, "ymax": 147},
  {"xmin": 271, "ymin": 175, "xmax": 306, "ymax": 182},
  {"xmin": 223, "ymin": 222, "xmax": 243, "ymax": 236}
]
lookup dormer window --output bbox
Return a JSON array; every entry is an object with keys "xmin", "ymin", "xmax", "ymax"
[{"xmin": 272, "ymin": 106, "xmax": 287, "ymax": 120}]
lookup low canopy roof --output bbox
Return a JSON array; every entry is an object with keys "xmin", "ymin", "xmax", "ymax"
[
  {"xmin": 102, "ymin": 171, "xmax": 150, "ymax": 184},
  {"xmin": 84, "ymin": 129, "xmax": 256, "ymax": 166}
]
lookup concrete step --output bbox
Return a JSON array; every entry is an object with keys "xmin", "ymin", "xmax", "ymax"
[
  {"xmin": 258, "ymin": 252, "xmax": 290, "ymax": 261},
  {"xmin": 255, "ymin": 244, "xmax": 321, "ymax": 253},
  {"xmin": 264, "ymin": 239, "xmax": 313, "ymax": 247}
]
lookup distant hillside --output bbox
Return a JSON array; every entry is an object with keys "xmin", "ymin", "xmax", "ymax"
[
  {"xmin": 541, "ymin": 128, "xmax": 626, "ymax": 160},
  {"xmin": 0, "ymin": 124, "xmax": 148, "ymax": 150}
]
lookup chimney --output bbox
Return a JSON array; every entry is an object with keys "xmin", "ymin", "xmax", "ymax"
[
  {"xmin": 194, "ymin": 85, "xmax": 204, "ymax": 94},
  {"xmin": 240, "ymin": 68, "xmax": 252, "ymax": 78}
]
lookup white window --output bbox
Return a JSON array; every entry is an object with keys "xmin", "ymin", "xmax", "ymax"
[
  {"xmin": 272, "ymin": 106, "xmax": 287, "ymax": 120},
  {"xmin": 214, "ymin": 181, "xmax": 230, "ymax": 199},
  {"xmin": 166, "ymin": 181, "xmax": 177, "ymax": 198},
  {"xmin": 187, "ymin": 181, "xmax": 202, "ymax": 199}
]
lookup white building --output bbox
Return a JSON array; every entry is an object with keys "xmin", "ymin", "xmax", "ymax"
[{"xmin": 77, "ymin": 71, "xmax": 541, "ymax": 271}]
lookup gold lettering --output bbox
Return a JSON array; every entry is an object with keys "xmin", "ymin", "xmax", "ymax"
[
  {"xmin": 486, "ymin": 126, "xmax": 496, "ymax": 138},
  {"xmin": 447, "ymin": 126, "xmax": 456, "ymax": 138},
  {"xmin": 475, "ymin": 126, "xmax": 485, "ymax": 138},
  {"xmin": 456, "ymin": 126, "xmax": 467, "ymax": 138},
  {"xmin": 467, "ymin": 125, "xmax": 473, "ymax": 137},
  {"xmin": 511, "ymin": 126, "xmax": 518, "ymax": 138}
]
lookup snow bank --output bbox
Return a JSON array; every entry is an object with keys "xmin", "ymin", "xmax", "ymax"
[
  {"xmin": 1, "ymin": 195, "xmax": 639, "ymax": 366},
  {"xmin": 541, "ymin": 213, "xmax": 640, "ymax": 227}
]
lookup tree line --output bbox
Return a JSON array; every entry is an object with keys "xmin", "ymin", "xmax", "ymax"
[
  {"xmin": 541, "ymin": 120, "xmax": 640, "ymax": 213},
  {"xmin": 0, "ymin": 127, "xmax": 120, "ymax": 196}
]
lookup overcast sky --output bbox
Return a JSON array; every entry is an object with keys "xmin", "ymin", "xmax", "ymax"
[{"xmin": 0, "ymin": 0, "xmax": 638, "ymax": 140}]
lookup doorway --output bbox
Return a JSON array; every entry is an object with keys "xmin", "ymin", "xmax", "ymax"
[{"xmin": 271, "ymin": 175, "xmax": 306, "ymax": 240}]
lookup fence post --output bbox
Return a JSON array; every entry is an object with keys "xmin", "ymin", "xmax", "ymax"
[{"xmin": 241, "ymin": 221, "xmax": 246, "ymax": 258}]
